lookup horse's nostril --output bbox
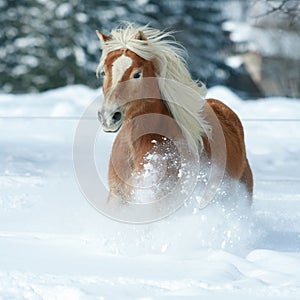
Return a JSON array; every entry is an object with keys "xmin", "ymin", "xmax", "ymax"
[{"xmin": 112, "ymin": 111, "xmax": 122, "ymax": 123}]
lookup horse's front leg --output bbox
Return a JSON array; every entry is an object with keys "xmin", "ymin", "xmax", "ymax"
[{"xmin": 107, "ymin": 154, "xmax": 134, "ymax": 205}]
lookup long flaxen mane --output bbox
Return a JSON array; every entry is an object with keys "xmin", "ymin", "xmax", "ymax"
[{"xmin": 97, "ymin": 24, "xmax": 211, "ymax": 150}]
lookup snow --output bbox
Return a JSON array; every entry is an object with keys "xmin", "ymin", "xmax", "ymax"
[
  {"xmin": 55, "ymin": 3, "xmax": 73, "ymax": 18},
  {"xmin": 224, "ymin": 21, "xmax": 300, "ymax": 60},
  {"xmin": 225, "ymin": 56, "xmax": 243, "ymax": 69},
  {"xmin": 1, "ymin": 85, "xmax": 300, "ymax": 299}
]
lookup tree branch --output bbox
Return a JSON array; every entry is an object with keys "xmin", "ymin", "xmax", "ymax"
[{"xmin": 253, "ymin": 0, "xmax": 300, "ymax": 24}]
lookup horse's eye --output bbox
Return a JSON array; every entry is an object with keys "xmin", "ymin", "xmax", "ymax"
[
  {"xmin": 133, "ymin": 71, "xmax": 142, "ymax": 79},
  {"xmin": 100, "ymin": 70, "xmax": 106, "ymax": 77}
]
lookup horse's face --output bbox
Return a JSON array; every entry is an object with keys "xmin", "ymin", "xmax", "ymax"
[{"xmin": 98, "ymin": 49, "xmax": 157, "ymax": 133}]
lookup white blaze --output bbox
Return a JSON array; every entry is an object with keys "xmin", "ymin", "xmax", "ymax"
[{"xmin": 111, "ymin": 55, "xmax": 132, "ymax": 87}]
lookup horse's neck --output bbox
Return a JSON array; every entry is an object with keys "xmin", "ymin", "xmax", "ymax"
[
  {"xmin": 125, "ymin": 98, "xmax": 171, "ymax": 119},
  {"xmin": 122, "ymin": 99, "xmax": 176, "ymax": 170}
]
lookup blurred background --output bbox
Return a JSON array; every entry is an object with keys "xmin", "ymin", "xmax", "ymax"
[{"xmin": 0, "ymin": 0, "xmax": 299, "ymax": 98}]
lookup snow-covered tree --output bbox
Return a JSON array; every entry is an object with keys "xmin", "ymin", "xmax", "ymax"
[{"xmin": 0, "ymin": 0, "xmax": 256, "ymax": 96}]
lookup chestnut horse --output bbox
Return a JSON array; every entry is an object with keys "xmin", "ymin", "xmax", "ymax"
[{"xmin": 96, "ymin": 24, "xmax": 253, "ymax": 205}]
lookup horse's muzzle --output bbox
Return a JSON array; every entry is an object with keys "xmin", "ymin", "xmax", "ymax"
[{"xmin": 98, "ymin": 109, "xmax": 123, "ymax": 132}]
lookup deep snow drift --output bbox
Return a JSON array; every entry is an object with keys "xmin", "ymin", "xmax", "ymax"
[{"xmin": 0, "ymin": 85, "xmax": 300, "ymax": 299}]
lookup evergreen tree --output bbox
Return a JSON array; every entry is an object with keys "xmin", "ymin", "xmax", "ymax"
[{"xmin": 0, "ymin": 0, "xmax": 258, "ymax": 96}]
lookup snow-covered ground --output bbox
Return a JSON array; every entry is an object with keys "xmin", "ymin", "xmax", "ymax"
[{"xmin": 1, "ymin": 85, "xmax": 300, "ymax": 299}]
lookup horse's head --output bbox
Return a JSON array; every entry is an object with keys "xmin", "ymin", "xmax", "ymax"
[
  {"xmin": 95, "ymin": 24, "xmax": 208, "ymax": 153},
  {"xmin": 96, "ymin": 30, "xmax": 159, "ymax": 133}
]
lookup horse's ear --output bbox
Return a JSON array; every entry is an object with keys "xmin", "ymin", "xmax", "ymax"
[
  {"xmin": 135, "ymin": 30, "xmax": 147, "ymax": 41},
  {"xmin": 96, "ymin": 30, "xmax": 111, "ymax": 45}
]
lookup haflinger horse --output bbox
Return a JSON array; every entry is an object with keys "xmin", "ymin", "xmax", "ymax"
[{"xmin": 96, "ymin": 24, "xmax": 253, "ymax": 207}]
